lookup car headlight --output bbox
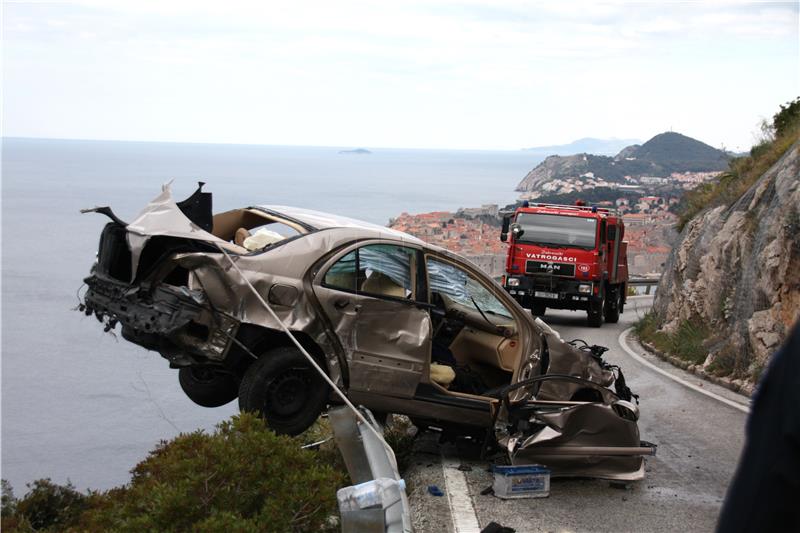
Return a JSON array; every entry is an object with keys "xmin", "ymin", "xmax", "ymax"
[
  {"xmin": 507, "ymin": 277, "xmax": 520, "ymax": 287},
  {"xmin": 578, "ymin": 284, "xmax": 592, "ymax": 293}
]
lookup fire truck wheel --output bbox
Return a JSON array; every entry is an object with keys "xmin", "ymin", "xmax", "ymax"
[
  {"xmin": 604, "ymin": 291, "xmax": 621, "ymax": 324},
  {"xmin": 532, "ymin": 303, "xmax": 546, "ymax": 316},
  {"xmin": 587, "ymin": 294, "xmax": 604, "ymax": 328}
]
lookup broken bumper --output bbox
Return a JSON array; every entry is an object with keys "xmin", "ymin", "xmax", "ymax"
[
  {"xmin": 83, "ymin": 274, "xmax": 238, "ymax": 364},
  {"xmin": 497, "ymin": 375, "xmax": 657, "ymax": 481}
]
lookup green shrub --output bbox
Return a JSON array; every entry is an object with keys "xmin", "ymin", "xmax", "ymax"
[
  {"xmin": 0, "ymin": 479, "xmax": 89, "ymax": 533},
  {"xmin": 77, "ymin": 413, "xmax": 346, "ymax": 532},
  {"xmin": 2, "ymin": 414, "xmax": 348, "ymax": 532}
]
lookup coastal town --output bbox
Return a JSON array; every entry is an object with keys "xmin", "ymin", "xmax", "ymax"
[
  {"xmin": 519, "ymin": 170, "xmax": 723, "ymax": 202},
  {"xmin": 388, "ymin": 191, "xmax": 686, "ymax": 278},
  {"xmin": 389, "ymin": 132, "xmax": 730, "ymax": 279}
]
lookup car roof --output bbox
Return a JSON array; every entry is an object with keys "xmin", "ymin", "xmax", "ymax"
[{"xmin": 256, "ymin": 205, "xmax": 426, "ymax": 244}]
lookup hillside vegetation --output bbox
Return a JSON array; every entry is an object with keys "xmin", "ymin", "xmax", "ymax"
[
  {"xmin": 642, "ymin": 97, "xmax": 800, "ymax": 385},
  {"xmin": 1, "ymin": 414, "xmax": 347, "ymax": 533},
  {"xmin": 677, "ymin": 98, "xmax": 800, "ymax": 231}
]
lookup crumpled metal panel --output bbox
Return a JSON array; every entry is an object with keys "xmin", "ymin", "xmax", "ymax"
[
  {"xmin": 502, "ymin": 400, "xmax": 648, "ymax": 480},
  {"xmin": 533, "ymin": 318, "xmax": 615, "ymax": 400},
  {"xmin": 124, "ymin": 184, "xmax": 238, "ymax": 278}
]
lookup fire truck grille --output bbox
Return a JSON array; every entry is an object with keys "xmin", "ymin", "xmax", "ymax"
[{"xmin": 525, "ymin": 260, "xmax": 576, "ymax": 277}]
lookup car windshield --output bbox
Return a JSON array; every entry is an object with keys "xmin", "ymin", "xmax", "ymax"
[
  {"xmin": 515, "ymin": 213, "xmax": 597, "ymax": 248},
  {"xmin": 427, "ymin": 258, "xmax": 512, "ymax": 318}
]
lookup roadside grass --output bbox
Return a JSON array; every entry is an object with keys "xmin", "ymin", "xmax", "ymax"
[
  {"xmin": 676, "ymin": 97, "xmax": 799, "ymax": 232},
  {"xmin": 634, "ymin": 311, "xmax": 710, "ymax": 366}
]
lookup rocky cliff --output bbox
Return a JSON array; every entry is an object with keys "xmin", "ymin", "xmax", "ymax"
[{"xmin": 652, "ymin": 143, "xmax": 800, "ymax": 377}]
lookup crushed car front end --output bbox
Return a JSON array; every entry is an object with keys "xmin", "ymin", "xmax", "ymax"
[
  {"xmin": 84, "ymin": 238, "xmax": 240, "ymax": 366},
  {"xmin": 81, "ymin": 186, "xmax": 244, "ymax": 368}
]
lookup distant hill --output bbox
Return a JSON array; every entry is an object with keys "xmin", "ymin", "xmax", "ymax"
[
  {"xmin": 621, "ymin": 132, "xmax": 730, "ymax": 173},
  {"xmin": 516, "ymin": 131, "xmax": 729, "ymax": 193},
  {"xmin": 523, "ymin": 137, "xmax": 640, "ymax": 156}
]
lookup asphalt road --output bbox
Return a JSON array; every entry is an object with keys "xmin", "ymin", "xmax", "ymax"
[{"xmin": 407, "ymin": 296, "xmax": 751, "ymax": 533}]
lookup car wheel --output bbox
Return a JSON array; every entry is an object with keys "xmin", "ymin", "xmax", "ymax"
[
  {"xmin": 178, "ymin": 367, "xmax": 239, "ymax": 408},
  {"xmin": 531, "ymin": 303, "xmax": 546, "ymax": 316},
  {"xmin": 238, "ymin": 346, "xmax": 330, "ymax": 436}
]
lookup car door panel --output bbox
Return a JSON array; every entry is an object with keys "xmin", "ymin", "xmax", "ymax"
[{"xmin": 313, "ymin": 243, "xmax": 431, "ymax": 398}]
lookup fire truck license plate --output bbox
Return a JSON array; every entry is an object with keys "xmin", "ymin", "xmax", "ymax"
[{"xmin": 534, "ymin": 291, "xmax": 559, "ymax": 299}]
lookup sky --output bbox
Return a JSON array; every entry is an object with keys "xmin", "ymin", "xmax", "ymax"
[{"xmin": 2, "ymin": 1, "xmax": 798, "ymax": 151}]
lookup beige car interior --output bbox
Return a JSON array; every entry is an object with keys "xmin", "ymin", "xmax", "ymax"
[
  {"xmin": 427, "ymin": 271, "xmax": 520, "ymax": 396},
  {"xmin": 212, "ymin": 209, "xmax": 306, "ymax": 252},
  {"xmin": 361, "ymin": 271, "xmax": 407, "ymax": 298}
]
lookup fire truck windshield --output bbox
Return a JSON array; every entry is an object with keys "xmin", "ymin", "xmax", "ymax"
[{"xmin": 515, "ymin": 213, "xmax": 597, "ymax": 248}]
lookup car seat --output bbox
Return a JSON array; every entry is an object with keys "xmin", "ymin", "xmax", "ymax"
[{"xmin": 361, "ymin": 271, "xmax": 406, "ymax": 298}]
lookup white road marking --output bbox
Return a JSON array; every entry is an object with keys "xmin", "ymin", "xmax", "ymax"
[
  {"xmin": 441, "ymin": 451, "xmax": 482, "ymax": 533},
  {"xmin": 619, "ymin": 327, "xmax": 750, "ymax": 414}
]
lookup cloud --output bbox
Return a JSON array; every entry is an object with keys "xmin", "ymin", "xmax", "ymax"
[{"xmin": 3, "ymin": 0, "xmax": 798, "ymax": 149}]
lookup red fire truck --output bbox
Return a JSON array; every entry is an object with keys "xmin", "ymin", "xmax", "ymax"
[{"xmin": 500, "ymin": 202, "xmax": 628, "ymax": 327}]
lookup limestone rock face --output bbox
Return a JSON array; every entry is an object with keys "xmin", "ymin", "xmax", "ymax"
[
  {"xmin": 515, "ymin": 154, "xmax": 591, "ymax": 192},
  {"xmin": 653, "ymin": 144, "xmax": 800, "ymax": 374}
]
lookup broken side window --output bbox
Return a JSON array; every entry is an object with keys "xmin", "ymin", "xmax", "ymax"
[
  {"xmin": 322, "ymin": 245, "xmax": 415, "ymax": 299},
  {"xmin": 426, "ymin": 258, "xmax": 512, "ymax": 318}
]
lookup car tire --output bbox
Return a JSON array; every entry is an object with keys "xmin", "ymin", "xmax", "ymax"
[
  {"xmin": 604, "ymin": 290, "xmax": 621, "ymax": 324},
  {"xmin": 178, "ymin": 367, "xmax": 239, "ymax": 408},
  {"xmin": 531, "ymin": 303, "xmax": 546, "ymax": 317},
  {"xmin": 238, "ymin": 346, "xmax": 330, "ymax": 436}
]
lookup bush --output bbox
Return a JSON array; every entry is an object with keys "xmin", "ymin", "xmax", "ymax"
[
  {"xmin": 80, "ymin": 413, "xmax": 346, "ymax": 532},
  {"xmin": 1, "ymin": 479, "xmax": 89, "ymax": 533},
  {"xmin": 2, "ymin": 414, "xmax": 347, "ymax": 533}
]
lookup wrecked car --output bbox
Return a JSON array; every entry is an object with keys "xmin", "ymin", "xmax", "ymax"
[{"xmin": 80, "ymin": 184, "xmax": 654, "ymax": 480}]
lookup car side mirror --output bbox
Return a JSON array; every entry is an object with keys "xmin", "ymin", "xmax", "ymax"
[{"xmin": 510, "ymin": 223, "xmax": 524, "ymax": 238}]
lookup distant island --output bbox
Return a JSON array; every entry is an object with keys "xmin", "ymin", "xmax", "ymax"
[{"xmin": 338, "ymin": 148, "xmax": 372, "ymax": 154}]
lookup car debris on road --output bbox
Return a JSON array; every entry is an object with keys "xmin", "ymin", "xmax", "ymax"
[{"xmin": 79, "ymin": 183, "xmax": 656, "ymax": 480}]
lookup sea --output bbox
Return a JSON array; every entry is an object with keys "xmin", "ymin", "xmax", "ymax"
[{"xmin": 1, "ymin": 137, "xmax": 542, "ymax": 491}]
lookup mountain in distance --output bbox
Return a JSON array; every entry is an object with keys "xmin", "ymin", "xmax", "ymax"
[
  {"xmin": 516, "ymin": 132, "xmax": 730, "ymax": 193},
  {"xmin": 523, "ymin": 137, "xmax": 641, "ymax": 156}
]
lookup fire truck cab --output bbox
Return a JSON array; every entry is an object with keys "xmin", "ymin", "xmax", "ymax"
[{"xmin": 500, "ymin": 202, "xmax": 628, "ymax": 327}]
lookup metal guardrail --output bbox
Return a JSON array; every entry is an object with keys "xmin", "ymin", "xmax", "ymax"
[
  {"xmin": 627, "ymin": 278, "xmax": 660, "ymax": 286},
  {"xmin": 628, "ymin": 278, "xmax": 660, "ymax": 295}
]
